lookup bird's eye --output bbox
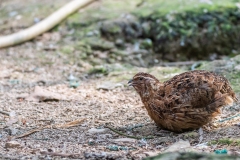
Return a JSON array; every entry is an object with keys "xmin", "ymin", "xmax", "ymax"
[{"xmin": 139, "ymin": 77, "xmax": 143, "ymax": 80}]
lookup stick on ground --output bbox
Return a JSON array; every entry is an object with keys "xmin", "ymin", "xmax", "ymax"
[
  {"xmin": 0, "ymin": 0, "xmax": 97, "ymax": 48},
  {"xmin": 0, "ymin": 110, "xmax": 10, "ymax": 116},
  {"xmin": 15, "ymin": 118, "xmax": 86, "ymax": 139}
]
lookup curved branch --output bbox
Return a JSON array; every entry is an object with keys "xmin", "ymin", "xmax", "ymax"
[{"xmin": 0, "ymin": 0, "xmax": 96, "ymax": 48}]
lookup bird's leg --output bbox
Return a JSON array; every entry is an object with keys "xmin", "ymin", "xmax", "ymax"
[{"xmin": 198, "ymin": 127, "xmax": 203, "ymax": 144}]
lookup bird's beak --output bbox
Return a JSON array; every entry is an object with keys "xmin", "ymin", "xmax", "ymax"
[{"xmin": 128, "ymin": 79, "xmax": 133, "ymax": 86}]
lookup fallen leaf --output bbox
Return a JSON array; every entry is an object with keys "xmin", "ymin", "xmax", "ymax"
[
  {"xmin": 55, "ymin": 119, "xmax": 86, "ymax": 128},
  {"xmin": 96, "ymin": 82, "xmax": 123, "ymax": 90},
  {"xmin": 5, "ymin": 141, "xmax": 21, "ymax": 148},
  {"xmin": 20, "ymin": 86, "xmax": 68, "ymax": 102}
]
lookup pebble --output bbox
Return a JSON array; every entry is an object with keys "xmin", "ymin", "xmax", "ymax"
[
  {"xmin": 88, "ymin": 128, "xmax": 107, "ymax": 134},
  {"xmin": 164, "ymin": 140, "xmax": 190, "ymax": 152},
  {"xmin": 112, "ymin": 138, "xmax": 137, "ymax": 143}
]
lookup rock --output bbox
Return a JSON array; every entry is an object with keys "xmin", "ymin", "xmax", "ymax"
[
  {"xmin": 5, "ymin": 141, "xmax": 21, "ymax": 148},
  {"xmin": 112, "ymin": 138, "xmax": 137, "ymax": 143},
  {"xmin": 144, "ymin": 152, "xmax": 240, "ymax": 160},
  {"xmin": 194, "ymin": 143, "xmax": 209, "ymax": 150},
  {"xmin": 88, "ymin": 128, "xmax": 107, "ymax": 134},
  {"xmin": 67, "ymin": 74, "xmax": 78, "ymax": 81},
  {"xmin": 88, "ymin": 39, "xmax": 115, "ymax": 51},
  {"xmin": 164, "ymin": 140, "xmax": 190, "ymax": 153},
  {"xmin": 100, "ymin": 14, "xmax": 142, "ymax": 40}
]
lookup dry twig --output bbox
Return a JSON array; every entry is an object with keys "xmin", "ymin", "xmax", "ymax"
[
  {"xmin": 0, "ymin": 110, "xmax": 10, "ymax": 116},
  {"xmin": 15, "ymin": 118, "xmax": 86, "ymax": 139},
  {"xmin": 0, "ymin": 0, "xmax": 97, "ymax": 48}
]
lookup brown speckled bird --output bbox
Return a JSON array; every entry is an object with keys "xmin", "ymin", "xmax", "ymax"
[{"xmin": 128, "ymin": 70, "xmax": 238, "ymax": 132}]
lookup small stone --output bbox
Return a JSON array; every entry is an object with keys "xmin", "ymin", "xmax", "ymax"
[
  {"xmin": 195, "ymin": 143, "xmax": 209, "ymax": 149},
  {"xmin": 164, "ymin": 140, "xmax": 190, "ymax": 152},
  {"xmin": 67, "ymin": 74, "xmax": 77, "ymax": 81},
  {"xmin": 113, "ymin": 138, "xmax": 137, "ymax": 143},
  {"xmin": 5, "ymin": 141, "xmax": 21, "ymax": 148},
  {"xmin": 88, "ymin": 128, "xmax": 107, "ymax": 134}
]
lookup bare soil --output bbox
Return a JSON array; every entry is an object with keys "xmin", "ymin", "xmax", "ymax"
[{"xmin": 0, "ymin": 1, "xmax": 240, "ymax": 159}]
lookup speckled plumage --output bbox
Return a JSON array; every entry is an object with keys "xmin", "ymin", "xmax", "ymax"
[{"xmin": 128, "ymin": 70, "xmax": 238, "ymax": 132}]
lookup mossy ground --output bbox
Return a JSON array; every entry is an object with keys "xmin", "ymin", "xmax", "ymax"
[{"xmin": 209, "ymin": 138, "xmax": 240, "ymax": 146}]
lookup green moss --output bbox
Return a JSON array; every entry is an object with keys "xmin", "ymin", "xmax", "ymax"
[
  {"xmin": 85, "ymin": 38, "xmax": 115, "ymax": 51},
  {"xmin": 88, "ymin": 66, "xmax": 109, "ymax": 75},
  {"xmin": 208, "ymin": 140, "xmax": 218, "ymax": 145},
  {"xmin": 218, "ymin": 138, "xmax": 234, "ymax": 145},
  {"xmin": 133, "ymin": 0, "xmax": 236, "ymax": 17},
  {"xmin": 60, "ymin": 46, "xmax": 74, "ymax": 54},
  {"xmin": 228, "ymin": 72, "xmax": 240, "ymax": 93},
  {"xmin": 98, "ymin": 1, "xmax": 240, "ymax": 61},
  {"xmin": 208, "ymin": 138, "xmax": 240, "ymax": 146}
]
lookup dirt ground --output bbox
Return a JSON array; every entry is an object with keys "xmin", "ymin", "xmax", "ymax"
[
  {"xmin": 0, "ymin": 40, "xmax": 240, "ymax": 160},
  {"xmin": 1, "ymin": 0, "xmax": 240, "ymax": 160},
  {"xmin": 0, "ymin": 42, "xmax": 240, "ymax": 159}
]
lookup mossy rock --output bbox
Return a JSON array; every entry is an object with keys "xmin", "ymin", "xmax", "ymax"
[
  {"xmin": 100, "ymin": 15, "xmax": 143, "ymax": 41},
  {"xmin": 99, "ymin": 6, "xmax": 240, "ymax": 62},
  {"xmin": 144, "ymin": 152, "xmax": 240, "ymax": 160}
]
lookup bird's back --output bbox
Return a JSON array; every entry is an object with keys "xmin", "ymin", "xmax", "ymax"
[
  {"xmin": 151, "ymin": 70, "xmax": 237, "ymax": 132},
  {"xmin": 163, "ymin": 70, "xmax": 237, "ymax": 104}
]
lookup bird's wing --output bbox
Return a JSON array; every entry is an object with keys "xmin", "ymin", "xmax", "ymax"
[{"xmin": 162, "ymin": 70, "xmax": 237, "ymax": 112}]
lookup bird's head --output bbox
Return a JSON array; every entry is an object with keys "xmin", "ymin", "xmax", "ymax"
[{"xmin": 128, "ymin": 72, "xmax": 160, "ymax": 97}]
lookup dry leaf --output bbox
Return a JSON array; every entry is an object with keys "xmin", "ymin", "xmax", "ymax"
[
  {"xmin": 22, "ymin": 86, "xmax": 68, "ymax": 102},
  {"xmin": 112, "ymin": 138, "xmax": 137, "ymax": 143}
]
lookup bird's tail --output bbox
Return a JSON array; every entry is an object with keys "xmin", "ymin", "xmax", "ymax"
[{"xmin": 208, "ymin": 94, "xmax": 236, "ymax": 112}]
